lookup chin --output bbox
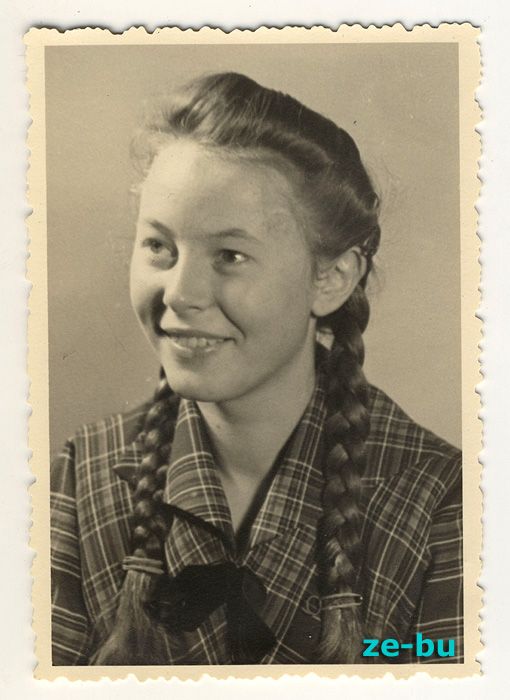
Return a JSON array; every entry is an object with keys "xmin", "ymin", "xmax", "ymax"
[{"xmin": 163, "ymin": 372, "xmax": 233, "ymax": 404}]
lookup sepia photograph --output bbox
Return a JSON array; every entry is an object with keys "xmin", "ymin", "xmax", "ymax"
[{"xmin": 26, "ymin": 25, "xmax": 481, "ymax": 679}]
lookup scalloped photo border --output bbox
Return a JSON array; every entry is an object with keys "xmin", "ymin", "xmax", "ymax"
[{"xmin": 26, "ymin": 23, "xmax": 482, "ymax": 681}]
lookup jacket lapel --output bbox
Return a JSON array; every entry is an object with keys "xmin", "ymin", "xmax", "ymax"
[{"xmin": 162, "ymin": 399, "xmax": 235, "ymax": 543}]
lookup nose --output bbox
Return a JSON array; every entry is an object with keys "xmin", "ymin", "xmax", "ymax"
[{"xmin": 162, "ymin": 254, "xmax": 213, "ymax": 315}]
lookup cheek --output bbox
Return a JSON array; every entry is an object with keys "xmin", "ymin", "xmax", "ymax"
[
  {"xmin": 229, "ymin": 263, "xmax": 314, "ymax": 333},
  {"xmin": 269, "ymin": 256, "xmax": 315, "ymax": 308},
  {"xmin": 129, "ymin": 256, "xmax": 156, "ymax": 323}
]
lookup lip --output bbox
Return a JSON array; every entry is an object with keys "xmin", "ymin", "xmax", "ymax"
[{"xmin": 160, "ymin": 327, "xmax": 229, "ymax": 340}]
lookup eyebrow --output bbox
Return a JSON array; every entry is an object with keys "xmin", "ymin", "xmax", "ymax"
[{"xmin": 145, "ymin": 219, "xmax": 262, "ymax": 246}]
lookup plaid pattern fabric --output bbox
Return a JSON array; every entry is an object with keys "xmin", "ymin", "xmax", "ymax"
[{"xmin": 50, "ymin": 379, "xmax": 463, "ymax": 666}]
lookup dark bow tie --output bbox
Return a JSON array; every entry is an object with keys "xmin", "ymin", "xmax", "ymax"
[{"xmin": 145, "ymin": 562, "xmax": 276, "ymax": 664}]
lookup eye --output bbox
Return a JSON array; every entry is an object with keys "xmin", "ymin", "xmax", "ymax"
[
  {"xmin": 141, "ymin": 237, "xmax": 177, "ymax": 268},
  {"xmin": 144, "ymin": 238, "xmax": 164, "ymax": 254},
  {"xmin": 215, "ymin": 249, "xmax": 249, "ymax": 267}
]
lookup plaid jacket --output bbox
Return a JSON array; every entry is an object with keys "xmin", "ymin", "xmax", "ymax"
[{"xmin": 51, "ymin": 380, "xmax": 463, "ymax": 666}]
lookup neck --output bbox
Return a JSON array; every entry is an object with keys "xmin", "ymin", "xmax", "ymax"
[{"xmin": 197, "ymin": 347, "xmax": 316, "ymax": 483}]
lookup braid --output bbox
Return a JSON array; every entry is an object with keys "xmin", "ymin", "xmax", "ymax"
[
  {"xmin": 131, "ymin": 376, "xmax": 175, "ymax": 560},
  {"xmin": 316, "ymin": 285, "xmax": 371, "ymax": 663},
  {"xmin": 92, "ymin": 374, "xmax": 179, "ymax": 665}
]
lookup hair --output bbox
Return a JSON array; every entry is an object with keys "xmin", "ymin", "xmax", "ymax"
[{"xmin": 93, "ymin": 72, "xmax": 380, "ymax": 665}]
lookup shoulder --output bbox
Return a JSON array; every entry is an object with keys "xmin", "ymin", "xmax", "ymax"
[
  {"xmin": 51, "ymin": 401, "xmax": 151, "ymax": 546},
  {"xmin": 83, "ymin": 400, "xmax": 150, "ymax": 448},
  {"xmin": 360, "ymin": 387, "xmax": 463, "ymax": 644},
  {"xmin": 364, "ymin": 384, "xmax": 461, "ymax": 501},
  {"xmin": 52, "ymin": 400, "xmax": 151, "ymax": 479}
]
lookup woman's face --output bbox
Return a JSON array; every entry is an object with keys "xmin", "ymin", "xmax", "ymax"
[{"xmin": 130, "ymin": 140, "xmax": 319, "ymax": 406}]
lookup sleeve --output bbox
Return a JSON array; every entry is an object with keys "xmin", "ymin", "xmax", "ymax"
[
  {"xmin": 50, "ymin": 439, "xmax": 92, "ymax": 665},
  {"xmin": 402, "ymin": 455, "xmax": 464, "ymax": 664}
]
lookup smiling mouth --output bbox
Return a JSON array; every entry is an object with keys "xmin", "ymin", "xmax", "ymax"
[
  {"xmin": 166, "ymin": 334, "xmax": 227, "ymax": 350},
  {"xmin": 157, "ymin": 327, "xmax": 232, "ymax": 356}
]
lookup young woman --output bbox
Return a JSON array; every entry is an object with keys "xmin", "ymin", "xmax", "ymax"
[{"xmin": 50, "ymin": 72, "xmax": 463, "ymax": 666}]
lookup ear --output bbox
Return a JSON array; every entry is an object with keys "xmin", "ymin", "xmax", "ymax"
[{"xmin": 312, "ymin": 248, "xmax": 367, "ymax": 318}]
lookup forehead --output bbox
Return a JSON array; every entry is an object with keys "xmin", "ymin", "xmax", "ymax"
[{"xmin": 140, "ymin": 140, "xmax": 303, "ymax": 233}]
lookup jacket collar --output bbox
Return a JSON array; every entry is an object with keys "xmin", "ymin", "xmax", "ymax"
[
  {"xmin": 113, "ymin": 376, "xmax": 327, "ymax": 550},
  {"xmin": 165, "ymin": 377, "xmax": 326, "ymax": 549},
  {"xmin": 162, "ymin": 399, "xmax": 235, "ymax": 542}
]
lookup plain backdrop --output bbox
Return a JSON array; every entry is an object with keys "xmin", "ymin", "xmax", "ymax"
[{"xmin": 46, "ymin": 41, "xmax": 461, "ymax": 455}]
